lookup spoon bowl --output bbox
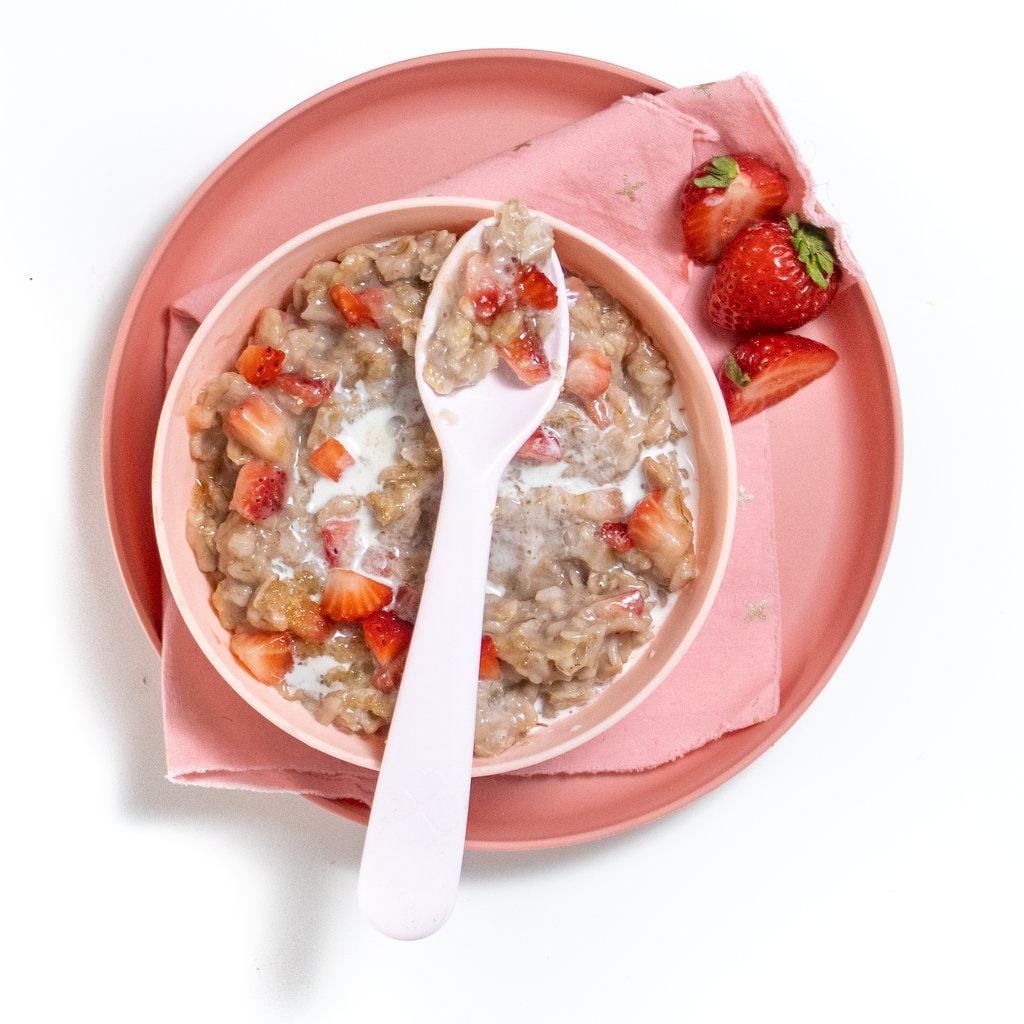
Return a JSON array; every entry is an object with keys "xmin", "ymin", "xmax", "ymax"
[
  {"xmin": 358, "ymin": 210, "xmax": 570, "ymax": 939},
  {"xmin": 414, "ymin": 216, "xmax": 571, "ymax": 480}
]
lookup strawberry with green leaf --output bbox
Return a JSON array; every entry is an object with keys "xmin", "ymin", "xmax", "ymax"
[
  {"xmin": 706, "ymin": 214, "xmax": 840, "ymax": 333},
  {"xmin": 681, "ymin": 153, "xmax": 789, "ymax": 265},
  {"xmin": 718, "ymin": 333, "xmax": 839, "ymax": 423}
]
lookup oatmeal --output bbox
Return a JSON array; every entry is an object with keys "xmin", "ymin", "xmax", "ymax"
[
  {"xmin": 185, "ymin": 201, "xmax": 698, "ymax": 757},
  {"xmin": 420, "ymin": 198, "xmax": 561, "ymax": 395}
]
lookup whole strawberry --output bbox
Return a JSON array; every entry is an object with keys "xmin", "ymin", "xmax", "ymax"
[
  {"xmin": 680, "ymin": 153, "xmax": 789, "ymax": 265},
  {"xmin": 706, "ymin": 214, "xmax": 840, "ymax": 333}
]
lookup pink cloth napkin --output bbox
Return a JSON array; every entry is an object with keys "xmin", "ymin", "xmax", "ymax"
[{"xmin": 162, "ymin": 73, "xmax": 854, "ymax": 796}]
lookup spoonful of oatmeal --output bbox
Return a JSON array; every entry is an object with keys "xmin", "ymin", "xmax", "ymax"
[{"xmin": 358, "ymin": 200, "xmax": 570, "ymax": 940}]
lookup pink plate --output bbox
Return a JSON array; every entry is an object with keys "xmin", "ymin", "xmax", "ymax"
[{"xmin": 101, "ymin": 49, "xmax": 902, "ymax": 850}]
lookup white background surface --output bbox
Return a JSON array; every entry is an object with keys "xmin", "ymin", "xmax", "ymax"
[{"xmin": 4, "ymin": 2, "xmax": 1020, "ymax": 1020}]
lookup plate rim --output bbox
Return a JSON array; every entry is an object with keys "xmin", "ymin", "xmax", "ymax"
[{"xmin": 100, "ymin": 48, "xmax": 903, "ymax": 850}]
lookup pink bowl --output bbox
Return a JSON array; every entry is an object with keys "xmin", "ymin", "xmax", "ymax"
[{"xmin": 152, "ymin": 197, "xmax": 736, "ymax": 776}]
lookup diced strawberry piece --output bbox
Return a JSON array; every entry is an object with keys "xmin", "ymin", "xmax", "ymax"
[
  {"xmin": 357, "ymin": 286, "xmax": 394, "ymax": 320},
  {"xmin": 229, "ymin": 630, "xmax": 294, "ymax": 686},
  {"xmin": 362, "ymin": 608, "xmax": 414, "ymax": 694},
  {"xmin": 565, "ymin": 347, "xmax": 612, "ymax": 402},
  {"xmin": 229, "ymin": 460, "xmax": 287, "ymax": 520},
  {"xmin": 223, "ymin": 394, "xmax": 291, "ymax": 464},
  {"xmin": 479, "ymin": 635, "xmax": 502, "ymax": 680},
  {"xmin": 371, "ymin": 649, "xmax": 408, "ymax": 694},
  {"xmin": 581, "ymin": 397, "xmax": 613, "ymax": 430},
  {"xmin": 328, "ymin": 284, "xmax": 379, "ymax": 327},
  {"xmin": 515, "ymin": 424, "xmax": 562, "ymax": 463},
  {"xmin": 513, "ymin": 263, "xmax": 558, "ymax": 310},
  {"xmin": 359, "ymin": 287, "xmax": 404, "ymax": 345},
  {"xmin": 718, "ymin": 333, "xmax": 839, "ymax": 423},
  {"xmin": 607, "ymin": 588, "xmax": 646, "ymax": 618},
  {"xmin": 321, "ymin": 568, "xmax": 392, "ymax": 622},
  {"xmin": 627, "ymin": 489, "xmax": 694, "ymax": 583},
  {"xmin": 599, "ymin": 521, "xmax": 633, "ymax": 552},
  {"xmin": 497, "ymin": 321, "xmax": 551, "ymax": 386},
  {"xmin": 358, "ymin": 544, "xmax": 392, "ymax": 579},
  {"xmin": 309, "ymin": 437, "xmax": 355, "ymax": 482},
  {"xmin": 465, "ymin": 252, "xmax": 512, "ymax": 324},
  {"xmin": 681, "ymin": 153, "xmax": 789, "ymax": 265},
  {"xmin": 392, "ymin": 583, "xmax": 421, "ymax": 622},
  {"xmin": 321, "ymin": 518, "xmax": 359, "ymax": 568},
  {"xmin": 362, "ymin": 608, "xmax": 414, "ymax": 665},
  {"xmin": 275, "ymin": 373, "xmax": 336, "ymax": 407},
  {"xmin": 235, "ymin": 344, "xmax": 285, "ymax": 387},
  {"xmin": 590, "ymin": 588, "xmax": 647, "ymax": 624}
]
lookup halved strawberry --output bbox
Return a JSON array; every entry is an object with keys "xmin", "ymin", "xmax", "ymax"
[
  {"xmin": 718, "ymin": 333, "xmax": 838, "ymax": 423},
  {"xmin": 309, "ymin": 437, "xmax": 355, "ymax": 482},
  {"xmin": 599, "ymin": 520, "xmax": 633, "ymax": 552},
  {"xmin": 681, "ymin": 153, "xmax": 789, "ymax": 265},
  {"xmin": 236, "ymin": 344, "xmax": 286, "ymax": 387},
  {"xmin": 497, "ymin": 321, "xmax": 551, "ymax": 386},
  {"xmin": 223, "ymin": 394, "xmax": 291, "ymax": 464},
  {"xmin": 275, "ymin": 373, "xmax": 336, "ymax": 408},
  {"xmin": 229, "ymin": 460, "xmax": 287, "ymax": 520},
  {"xmin": 362, "ymin": 608, "xmax": 414, "ymax": 665},
  {"xmin": 515, "ymin": 424, "xmax": 562, "ymax": 463},
  {"xmin": 513, "ymin": 263, "xmax": 558, "ymax": 310},
  {"xmin": 328, "ymin": 284, "xmax": 379, "ymax": 327},
  {"xmin": 321, "ymin": 518, "xmax": 359, "ymax": 568},
  {"xmin": 706, "ymin": 215, "xmax": 840, "ymax": 333},
  {"xmin": 321, "ymin": 568, "xmax": 392, "ymax": 622},
  {"xmin": 479, "ymin": 635, "xmax": 502, "ymax": 680},
  {"xmin": 229, "ymin": 629, "xmax": 294, "ymax": 686},
  {"xmin": 627, "ymin": 489, "xmax": 694, "ymax": 584}
]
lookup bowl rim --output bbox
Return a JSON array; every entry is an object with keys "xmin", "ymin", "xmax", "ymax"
[{"xmin": 152, "ymin": 195, "xmax": 737, "ymax": 777}]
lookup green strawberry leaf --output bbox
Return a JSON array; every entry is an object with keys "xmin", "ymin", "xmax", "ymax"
[
  {"xmin": 694, "ymin": 155, "xmax": 739, "ymax": 189},
  {"xmin": 724, "ymin": 353, "xmax": 750, "ymax": 387},
  {"xmin": 786, "ymin": 213, "xmax": 835, "ymax": 289}
]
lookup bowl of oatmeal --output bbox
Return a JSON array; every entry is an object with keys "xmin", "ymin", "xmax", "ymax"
[{"xmin": 153, "ymin": 197, "xmax": 736, "ymax": 776}]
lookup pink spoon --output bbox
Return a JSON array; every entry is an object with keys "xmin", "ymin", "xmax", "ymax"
[{"xmin": 358, "ymin": 213, "xmax": 570, "ymax": 939}]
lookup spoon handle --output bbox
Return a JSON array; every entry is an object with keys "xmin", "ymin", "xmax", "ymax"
[{"xmin": 358, "ymin": 463, "xmax": 500, "ymax": 940}]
